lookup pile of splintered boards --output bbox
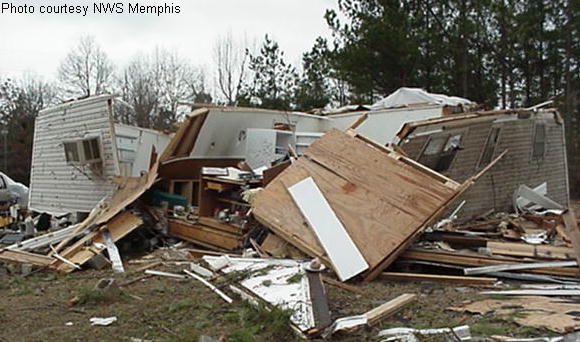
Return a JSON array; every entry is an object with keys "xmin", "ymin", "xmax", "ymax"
[{"xmin": 2, "ymin": 110, "xmax": 580, "ymax": 338}]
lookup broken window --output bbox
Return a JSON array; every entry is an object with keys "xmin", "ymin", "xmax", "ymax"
[
  {"xmin": 418, "ymin": 133, "xmax": 463, "ymax": 172},
  {"xmin": 532, "ymin": 123, "xmax": 546, "ymax": 159},
  {"xmin": 478, "ymin": 127, "xmax": 501, "ymax": 168},
  {"xmin": 63, "ymin": 137, "xmax": 102, "ymax": 165}
]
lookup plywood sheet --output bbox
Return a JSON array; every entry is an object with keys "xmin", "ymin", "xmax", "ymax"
[
  {"xmin": 288, "ymin": 177, "xmax": 369, "ymax": 281},
  {"xmin": 252, "ymin": 129, "xmax": 464, "ymax": 281}
]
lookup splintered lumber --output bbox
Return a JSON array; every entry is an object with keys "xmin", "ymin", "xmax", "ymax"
[
  {"xmin": 487, "ymin": 241, "xmax": 576, "ymax": 260},
  {"xmin": 464, "ymin": 260, "xmax": 577, "ymax": 275},
  {"xmin": 380, "ymin": 272, "xmax": 497, "ymax": 285},
  {"xmin": 402, "ymin": 249, "xmax": 580, "ymax": 278},
  {"xmin": 54, "ymin": 211, "xmax": 143, "ymax": 273},
  {"xmin": 0, "ymin": 249, "xmax": 53, "ymax": 267},
  {"xmin": 252, "ymin": 129, "xmax": 492, "ymax": 282},
  {"xmin": 288, "ymin": 177, "xmax": 369, "ymax": 281},
  {"xmin": 323, "ymin": 293, "xmax": 416, "ymax": 337},
  {"xmin": 365, "ymin": 293, "xmax": 416, "ymax": 326}
]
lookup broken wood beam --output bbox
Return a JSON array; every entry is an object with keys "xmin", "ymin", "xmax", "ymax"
[
  {"xmin": 0, "ymin": 249, "xmax": 53, "ymax": 267},
  {"xmin": 365, "ymin": 293, "xmax": 416, "ymax": 326},
  {"xmin": 347, "ymin": 113, "xmax": 368, "ymax": 131}
]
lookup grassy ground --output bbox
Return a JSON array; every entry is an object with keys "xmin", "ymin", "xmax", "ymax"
[{"xmin": 0, "ymin": 260, "xmax": 557, "ymax": 342}]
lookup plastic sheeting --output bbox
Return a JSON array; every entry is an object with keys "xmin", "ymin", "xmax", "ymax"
[{"xmin": 370, "ymin": 87, "xmax": 473, "ymax": 110}]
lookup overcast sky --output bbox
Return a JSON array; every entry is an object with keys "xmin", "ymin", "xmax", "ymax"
[{"xmin": 0, "ymin": 0, "xmax": 338, "ymax": 82}]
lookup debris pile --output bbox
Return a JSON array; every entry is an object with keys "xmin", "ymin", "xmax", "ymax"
[{"xmin": 1, "ymin": 97, "xmax": 580, "ymax": 341}]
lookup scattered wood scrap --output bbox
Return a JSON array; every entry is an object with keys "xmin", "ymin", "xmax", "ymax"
[{"xmin": 450, "ymin": 296, "xmax": 580, "ymax": 333}]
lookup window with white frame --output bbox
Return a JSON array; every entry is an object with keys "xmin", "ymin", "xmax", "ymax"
[{"xmin": 63, "ymin": 137, "xmax": 102, "ymax": 165}]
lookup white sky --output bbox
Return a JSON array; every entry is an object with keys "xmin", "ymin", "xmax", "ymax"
[{"xmin": 0, "ymin": 0, "xmax": 338, "ymax": 82}]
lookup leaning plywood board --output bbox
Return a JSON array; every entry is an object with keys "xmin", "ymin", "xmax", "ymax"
[
  {"xmin": 288, "ymin": 177, "xmax": 369, "ymax": 281},
  {"xmin": 253, "ymin": 129, "xmax": 487, "ymax": 281}
]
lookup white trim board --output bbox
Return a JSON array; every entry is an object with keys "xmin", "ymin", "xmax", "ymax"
[{"xmin": 288, "ymin": 177, "xmax": 369, "ymax": 281}]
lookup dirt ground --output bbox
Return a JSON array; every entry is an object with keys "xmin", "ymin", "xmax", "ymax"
[{"xmin": 0, "ymin": 258, "xmax": 557, "ymax": 342}]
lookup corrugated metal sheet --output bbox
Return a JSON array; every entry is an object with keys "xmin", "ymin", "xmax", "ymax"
[{"xmin": 29, "ymin": 95, "xmax": 119, "ymax": 214}]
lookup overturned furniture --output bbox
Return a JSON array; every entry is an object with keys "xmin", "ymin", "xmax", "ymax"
[{"xmin": 253, "ymin": 128, "xmax": 501, "ymax": 281}]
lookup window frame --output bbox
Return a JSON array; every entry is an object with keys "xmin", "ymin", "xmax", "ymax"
[
  {"xmin": 63, "ymin": 137, "xmax": 103, "ymax": 165},
  {"xmin": 417, "ymin": 130, "xmax": 465, "ymax": 173}
]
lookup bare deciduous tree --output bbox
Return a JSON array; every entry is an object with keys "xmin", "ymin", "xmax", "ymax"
[
  {"xmin": 57, "ymin": 35, "xmax": 114, "ymax": 98},
  {"xmin": 212, "ymin": 32, "xmax": 251, "ymax": 105},
  {"xmin": 117, "ymin": 47, "xmax": 209, "ymax": 129}
]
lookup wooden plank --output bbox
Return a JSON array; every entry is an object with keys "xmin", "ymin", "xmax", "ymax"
[
  {"xmin": 401, "ymin": 249, "xmax": 580, "ymax": 277},
  {"xmin": 487, "ymin": 241, "xmax": 576, "ymax": 260},
  {"xmin": 365, "ymin": 293, "xmax": 416, "ymax": 326},
  {"xmin": 380, "ymin": 272, "xmax": 497, "ymax": 285},
  {"xmin": 50, "ymin": 200, "xmax": 107, "ymax": 256},
  {"xmin": 288, "ymin": 177, "xmax": 369, "ymax": 281},
  {"xmin": 0, "ymin": 249, "xmax": 53, "ymax": 267},
  {"xmin": 347, "ymin": 113, "xmax": 368, "ymax": 130}
]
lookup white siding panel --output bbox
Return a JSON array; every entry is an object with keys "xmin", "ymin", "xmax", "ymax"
[{"xmin": 29, "ymin": 96, "xmax": 119, "ymax": 214}]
